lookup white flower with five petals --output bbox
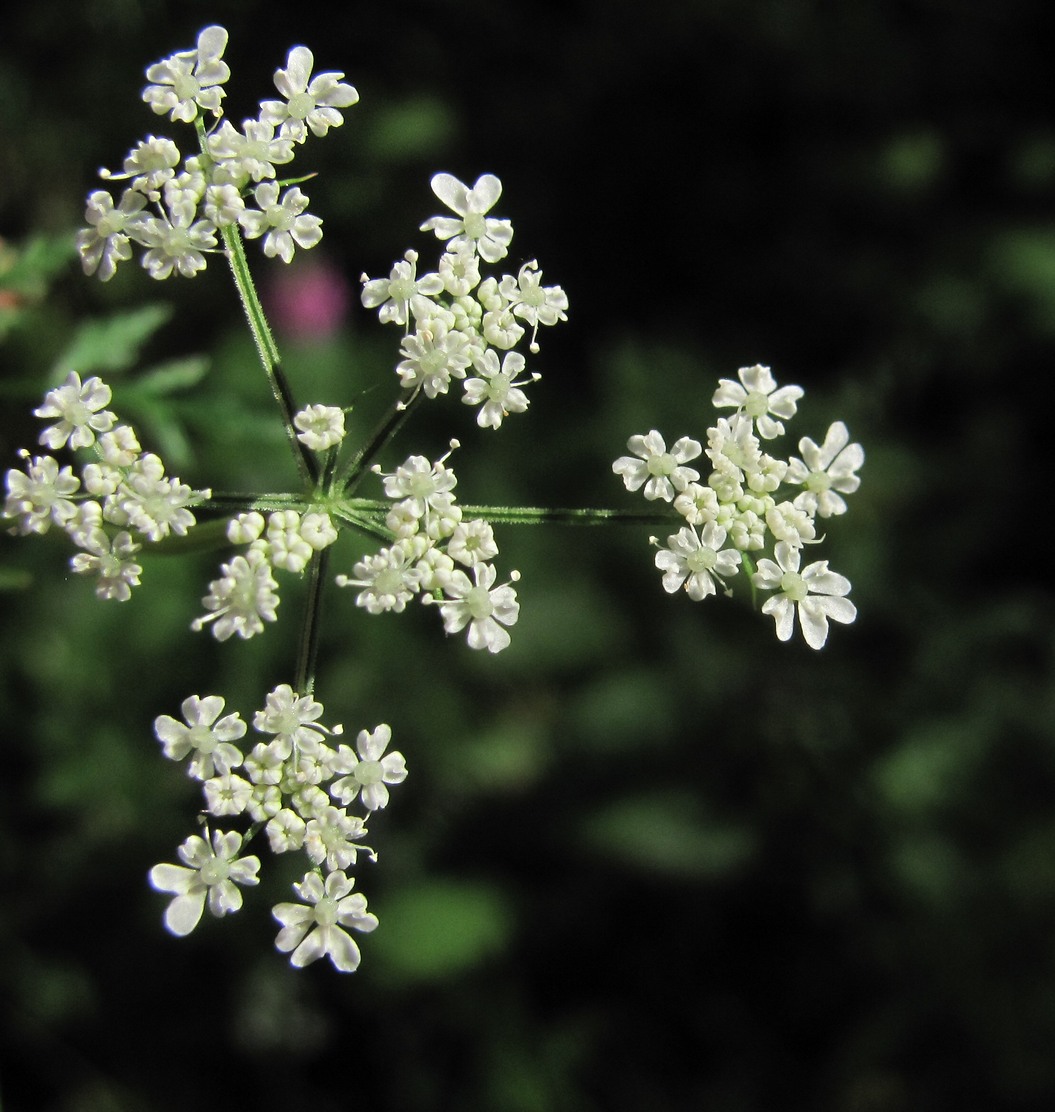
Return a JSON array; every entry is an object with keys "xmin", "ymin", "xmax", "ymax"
[{"xmin": 420, "ymin": 173, "xmax": 513, "ymax": 264}]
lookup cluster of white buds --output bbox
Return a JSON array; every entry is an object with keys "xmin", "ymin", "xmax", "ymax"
[
  {"xmin": 362, "ymin": 173, "xmax": 568, "ymax": 424},
  {"xmin": 77, "ymin": 26, "xmax": 356, "ymax": 282},
  {"xmin": 336, "ymin": 444, "xmax": 521, "ymax": 653},
  {"xmin": 2, "ymin": 371, "xmax": 208, "ymax": 600},
  {"xmin": 192, "ymin": 502, "xmax": 340, "ymax": 642},
  {"xmin": 613, "ymin": 364, "xmax": 863, "ymax": 649},
  {"xmin": 149, "ymin": 683, "xmax": 405, "ymax": 972}
]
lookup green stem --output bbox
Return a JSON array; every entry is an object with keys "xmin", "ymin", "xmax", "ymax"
[
  {"xmin": 294, "ymin": 547, "xmax": 330, "ymax": 698},
  {"xmin": 454, "ymin": 504, "xmax": 675, "ymax": 528},
  {"xmin": 333, "ymin": 390, "xmax": 420, "ymax": 496},
  {"xmin": 219, "ymin": 222, "xmax": 318, "ymax": 487}
]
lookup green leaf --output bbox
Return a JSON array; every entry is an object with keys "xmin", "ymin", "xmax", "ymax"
[{"xmin": 52, "ymin": 304, "xmax": 173, "ymax": 375}]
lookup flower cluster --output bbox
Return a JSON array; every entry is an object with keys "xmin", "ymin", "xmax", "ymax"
[
  {"xmin": 193, "ymin": 502, "xmax": 340, "ymax": 642},
  {"xmin": 149, "ymin": 683, "xmax": 405, "ymax": 971},
  {"xmin": 613, "ymin": 364, "xmax": 863, "ymax": 649},
  {"xmin": 336, "ymin": 446, "xmax": 521, "ymax": 653},
  {"xmin": 362, "ymin": 173, "xmax": 567, "ymax": 426},
  {"xmin": 3, "ymin": 371, "xmax": 208, "ymax": 600},
  {"xmin": 77, "ymin": 26, "xmax": 356, "ymax": 282}
]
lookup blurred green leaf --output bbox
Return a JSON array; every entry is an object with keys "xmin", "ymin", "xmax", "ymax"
[
  {"xmin": 52, "ymin": 303, "xmax": 173, "ymax": 375},
  {"xmin": 370, "ymin": 878, "xmax": 513, "ymax": 983}
]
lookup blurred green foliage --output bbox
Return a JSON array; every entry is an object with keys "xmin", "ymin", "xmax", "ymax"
[{"xmin": 3, "ymin": 1, "xmax": 1055, "ymax": 1110}]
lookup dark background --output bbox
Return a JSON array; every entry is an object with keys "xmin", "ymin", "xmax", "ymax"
[{"xmin": 3, "ymin": 1, "xmax": 1055, "ymax": 1109}]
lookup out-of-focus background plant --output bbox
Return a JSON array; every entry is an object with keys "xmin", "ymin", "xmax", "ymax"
[{"xmin": 3, "ymin": 1, "xmax": 1055, "ymax": 1109}]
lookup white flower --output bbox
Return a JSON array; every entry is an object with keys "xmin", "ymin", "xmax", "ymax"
[
  {"xmin": 435, "ymin": 562, "xmax": 520, "ymax": 653},
  {"xmin": 206, "ymin": 118, "xmax": 295, "ymax": 185},
  {"xmin": 260, "ymin": 46, "xmax": 359, "ymax": 143},
  {"xmin": 336, "ymin": 542, "xmax": 423, "ymax": 614},
  {"xmin": 109, "ymin": 136, "xmax": 181, "ymax": 201},
  {"xmin": 462, "ymin": 349, "xmax": 537, "ymax": 429},
  {"xmin": 137, "ymin": 193, "xmax": 217, "ymax": 279},
  {"xmin": 752, "ymin": 541, "xmax": 857, "ymax": 649},
  {"xmin": 712, "ymin": 364, "xmax": 804, "ymax": 440},
  {"xmin": 77, "ymin": 190, "xmax": 147, "ymax": 281},
  {"xmin": 203, "ymin": 772, "xmax": 253, "ymax": 816},
  {"xmin": 420, "ymin": 173, "xmax": 514, "ymax": 263},
  {"xmin": 254, "ymin": 684, "xmax": 339, "ymax": 757},
  {"xmin": 192, "ymin": 548, "xmax": 280, "ymax": 641},
  {"xmin": 149, "ymin": 830, "xmax": 259, "ymax": 937},
  {"xmin": 240, "ymin": 183, "xmax": 322, "ymax": 263},
  {"xmin": 765, "ymin": 501, "xmax": 816, "ymax": 547},
  {"xmin": 4, "ymin": 453, "xmax": 79, "ymax": 534},
  {"xmin": 69, "ymin": 528, "xmax": 142, "ymax": 601},
  {"xmin": 118, "ymin": 453, "xmax": 203, "ymax": 541},
  {"xmin": 273, "ymin": 870, "xmax": 378, "ymax": 973},
  {"xmin": 655, "ymin": 523, "xmax": 742, "ymax": 600},
  {"xmin": 266, "ymin": 808, "xmax": 307, "ymax": 853},
  {"xmin": 142, "ymin": 25, "xmax": 230, "ymax": 122},
  {"xmin": 396, "ymin": 322, "xmax": 472, "ymax": 398},
  {"xmin": 361, "ymin": 249, "xmax": 444, "ymax": 328},
  {"xmin": 34, "ymin": 371, "xmax": 116, "ymax": 451},
  {"xmin": 498, "ymin": 260, "xmax": 568, "ymax": 352},
  {"xmin": 330, "ymin": 724, "xmax": 407, "ymax": 812},
  {"xmin": 154, "ymin": 694, "xmax": 247, "ymax": 780},
  {"xmin": 294, "ymin": 404, "xmax": 346, "ymax": 451},
  {"xmin": 706, "ymin": 415, "xmax": 761, "ymax": 481},
  {"xmin": 787, "ymin": 421, "xmax": 864, "ymax": 518},
  {"xmin": 300, "ymin": 511, "xmax": 338, "ymax": 551},
  {"xmin": 613, "ymin": 430, "xmax": 703, "ymax": 502},
  {"xmin": 438, "ymin": 244, "xmax": 482, "ymax": 296},
  {"xmin": 381, "ymin": 453, "xmax": 458, "ymax": 514},
  {"xmin": 447, "ymin": 519, "xmax": 499, "ymax": 567},
  {"xmin": 304, "ymin": 806, "xmax": 374, "ymax": 871}
]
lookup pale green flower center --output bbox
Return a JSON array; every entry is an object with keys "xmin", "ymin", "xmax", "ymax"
[
  {"xmin": 806, "ymin": 471, "xmax": 832, "ymax": 493},
  {"xmin": 686, "ymin": 546, "xmax": 717, "ymax": 573},
  {"xmin": 463, "ymin": 212, "xmax": 486, "ymax": 240},
  {"xmin": 200, "ymin": 857, "xmax": 230, "ymax": 886},
  {"xmin": 355, "ymin": 759, "xmax": 383, "ymax": 786},
  {"xmin": 744, "ymin": 391, "xmax": 770, "ymax": 418},
  {"xmin": 288, "ymin": 92, "xmax": 316, "ymax": 120},
  {"xmin": 780, "ymin": 571, "xmax": 808, "ymax": 602},
  {"xmin": 173, "ymin": 73, "xmax": 200, "ymax": 101},
  {"xmin": 647, "ymin": 452, "xmax": 675, "ymax": 477},
  {"xmin": 466, "ymin": 583, "xmax": 495, "ymax": 620},
  {"xmin": 314, "ymin": 895, "xmax": 339, "ymax": 928}
]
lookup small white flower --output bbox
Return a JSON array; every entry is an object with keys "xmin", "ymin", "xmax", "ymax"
[
  {"xmin": 34, "ymin": 371, "xmax": 116, "ymax": 451},
  {"xmin": 420, "ymin": 173, "xmax": 514, "ymax": 263},
  {"xmin": 142, "ymin": 25, "xmax": 230, "ymax": 122},
  {"xmin": 462, "ymin": 349, "xmax": 537, "ymax": 429},
  {"xmin": 361, "ymin": 249, "xmax": 444, "ymax": 328},
  {"xmin": 435, "ymin": 562, "xmax": 520, "ymax": 653},
  {"xmin": 498, "ymin": 260, "xmax": 568, "ymax": 352},
  {"xmin": 207, "ymin": 118, "xmax": 295, "ymax": 185},
  {"xmin": 396, "ymin": 322, "xmax": 472, "ymax": 398},
  {"xmin": 294, "ymin": 404, "xmax": 346, "ymax": 451},
  {"xmin": 240, "ymin": 183, "xmax": 322, "ymax": 264},
  {"xmin": 712, "ymin": 364, "xmax": 804, "ymax": 440},
  {"xmin": 273, "ymin": 870, "xmax": 378, "ymax": 973},
  {"xmin": 613, "ymin": 430, "xmax": 703, "ymax": 502},
  {"xmin": 4, "ymin": 453, "xmax": 79, "ymax": 534},
  {"xmin": 787, "ymin": 421, "xmax": 864, "ymax": 518},
  {"xmin": 438, "ymin": 244, "xmax": 482, "ymax": 296},
  {"xmin": 149, "ymin": 830, "xmax": 259, "ymax": 937},
  {"xmin": 119, "ymin": 453, "xmax": 203, "ymax": 541},
  {"xmin": 765, "ymin": 501, "xmax": 817, "ymax": 547},
  {"xmin": 69, "ymin": 528, "xmax": 142, "ymax": 601},
  {"xmin": 266, "ymin": 808, "xmax": 307, "ymax": 853},
  {"xmin": 381, "ymin": 453, "xmax": 459, "ymax": 514},
  {"xmin": 154, "ymin": 694, "xmax": 247, "ymax": 780},
  {"xmin": 260, "ymin": 46, "xmax": 359, "ymax": 143},
  {"xmin": 655, "ymin": 523, "xmax": 742, "ymax": 600},
  {"xmin": 300, "ymin": 511, "xmax": 339, "ymax": 551},
  {"xmin": 203, "ymin": 772, "xmax": 253, "ymax": 816},
  {"xmin": 330, "ymin": 724, "xmax": 407, "ymax": 812},
  {"xmin": 109, "ymin": 136, "xmax": 181, "ymax": 201},
  {"xmin": 336, "ymin": 542, "xmax": 423, "ymax": 614},
  {"xmin": 253, "ymin": 683, "xmax": 339, "ymax": 757},
  {"xmin": 447, "ymin": 519, "xmax": 499, "ymax": 567},
  {"xmin": 752, "ymin": 541, "xmax": 857, "ymax": 649},
  {"xmin": 304, "ymin": 806, "xmax": 374, "ymax": 871},
  {"xmin": 137, "ymin": 193, "xmax": 217, "ymax": 279},
  {"xmin": 77, "ymin": 190, "xmax": 147, "ymax": 281},
  {"xmin": 192, "ymin": 548, "xmax": 280, "ymax": 641}
]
